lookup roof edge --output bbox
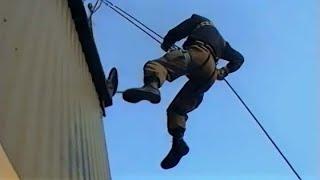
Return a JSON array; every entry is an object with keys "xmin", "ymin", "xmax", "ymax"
[{"xmin": 67, "ymin": 0, "xmax": 111, "ymax": 116}]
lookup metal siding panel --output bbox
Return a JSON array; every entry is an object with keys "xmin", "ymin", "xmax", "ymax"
[
  {"xmin": 70, "ymin": 11, "xmax": 86, "ymax": 180},
  {"xmin": 83, "ymin": 105, "xmax": 92, "ymax": 179},
  {"xmin": 69, "ymin": 100, "xmax": 79, "ymax": 180},
  {"xmin": 61, "ymin": 48, "xmax": 70, "ymax": 179},
  {"xmin": 101, "ymin": 120, "xmax": 112, "ymax": 179},
  {"xmin": 94, "ymin": 117, "xmax": 105, "ymax": 180},
  {"xmin": 0, "ymin": 0, "xmax": 111, "ymax": 179},
  {"xmin": 2, "ymin": 0, "xmax": 45, "ymax": 177},
  {"xmin": 59, "ymin": 1, "xmax": 70, "ymax": 178},
  {"xmin": 21, "ymin": 0, "xmax": 54, "ymax": 177},
  {"xmin": 89, "ymin": 110, "xmax": 99, "ymax": 180},
  {"xmin": 97, "ymin": 117, "xmax": 108, "ymax": 179}
]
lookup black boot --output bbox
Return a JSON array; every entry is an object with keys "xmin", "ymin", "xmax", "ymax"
[
  {"xmin": 160, "ymin": 137, "xmax": 189, "ymax": 169},
  {"xmin": 106, "ymin": 67, "xmax": 118, "ymax": 97},
  {"xmin": 122, "ymin": 80, "xmax": 161, "ymax": 104}
]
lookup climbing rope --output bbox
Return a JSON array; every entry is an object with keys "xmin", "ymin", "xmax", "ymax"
[
  {"xmin": 102, "ymin": 0, "xmax": 181, "ymax": 49},
  {"xmin": 223, "ymin": 80, "xmax": 302, "ymax": 180},
  {"xmin": 98, "ymin": 1, "xmax": 302, "ymax": 179},
  {"xmin": 102, "ymin": 0, "xmax": 162, "ymax": 44}
]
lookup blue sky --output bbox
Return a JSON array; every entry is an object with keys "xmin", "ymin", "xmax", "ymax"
[{"xmin": 85, "ymin": 0, "xmax": 318, "ymax": 179}]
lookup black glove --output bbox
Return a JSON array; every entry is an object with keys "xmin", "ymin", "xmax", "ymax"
[
  {"xmin": 161, "ymin": 42, "xmax": 172, "ymax": 52},
  {"xmin": 216, "ymin": 67, "xmax": 229, "ymax": 80}
]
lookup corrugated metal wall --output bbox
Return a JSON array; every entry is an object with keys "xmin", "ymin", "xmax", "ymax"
[{"xmin": 0, "ymin": 0, "xmax": 111, "ymax": 179}]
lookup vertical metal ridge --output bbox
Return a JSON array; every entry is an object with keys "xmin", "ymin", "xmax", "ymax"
[
  {"xmin": 70, "ymin": 11, "xmax": 86, "ymax": 179},
  {"xmin": 94, "ymin": 116, "xmax": 105, "ymax": 180},
  {"xmin": 67, "ymin": 98, "xmax": 76, "ymax": 180},
  {"xmin": 94, "ymin": 117, "xmax": 106, "ymax": 179},
  {"xmin": 58, "ymin": 6, "xmax": 71, "ymax": 170},
  {"xmin": 101, "ymin": 119, "xmax": 112, "ymax": 179},
  {"xmin": 64, "ymin": 2, "xmax": 78, "ymax": 178},
  {"xmin": 35, "ymin": 0, "xmax": 58, "ymax": 177},
  {"xmin": 23, "ymin": 0, "xmax": 54, "ymax": 175},
  {"xmin": 71, "ymin": 100, "xmax": 80, "ymax": 180},
  {"xmin": 37, "ymin": 2, "xmax": 63, "ymax": 174},
  {"xmin": 79, "ymin": 104, "xmax": 87, "ymax": 180},
  {"xmin": 14, "ymin": 0, "xmax": 45, "ymax": 176},
  {"xmin": 100, "ymin": 119, "xmax": 111, "ymax": 179},
  {"xmin": 55, "ymin": 0, "xmax": 68, "ymax": 177},
  {"xmin": 99, "ymin": 115, "xmax": 108, "ymax": 179},
  {"xmin": 83, "ymin": 106, "xmax": 90, "ymax": 179},
  {"xmin": 74, "ymin": 104, "xmax": 83, "ymax": 180},
  {"xmin": 87, "ymin": 104, "xmax": 97, "ymax": 180},
  {"xmin": 93, "ymin": 119, "xmax": 102, "ymax": 180},
  {"xmin": 7, "ymin": 1, "xmax": 39, "ymax": 173}
]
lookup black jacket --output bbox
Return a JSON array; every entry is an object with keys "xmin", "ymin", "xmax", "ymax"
[{"xmin": 162, "ymin": 14, "xmax": 244, "ymax": 73}]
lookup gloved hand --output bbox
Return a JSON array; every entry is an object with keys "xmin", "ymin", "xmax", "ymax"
[
  {"xmin": 161, "ymin": 42, "xmax": 172, "ymax": 52},
  {"xmin": 216, "ymin": 67, "xmax": 229, "ymax": 80}
]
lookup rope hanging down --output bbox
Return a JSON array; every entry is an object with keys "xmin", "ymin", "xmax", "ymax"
[{"xmin": 100, "ymin": 1, "xmax": 302, "ymax": 179}]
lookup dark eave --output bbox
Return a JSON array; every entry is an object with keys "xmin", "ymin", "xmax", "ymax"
[{"xmin": 67, "ymin": 0, "xmax": 110, "ymax": 116}]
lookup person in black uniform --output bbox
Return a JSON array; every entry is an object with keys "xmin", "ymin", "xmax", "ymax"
[{"xmin": 122, "ymin": 14, "xmax": 244, "ymax": 169}]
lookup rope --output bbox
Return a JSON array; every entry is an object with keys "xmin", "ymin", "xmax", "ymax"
[
  {"xmin": 100, "ymin": 1, "xmax": 302, "ymax": 179},
  {"xmin": 102, "ymin": 0, "xmax": 162, "ymax": 44},
  {"xmin": 102, "ymin": 0, "xmax": 180, "ymax": 49},
  {"xmin": 103, "ymin": 0, "xmax": 164, "ymax": 40},
  {"xmin": 223, "ymin": 79, "xmax": 302, "ymax": 180}
]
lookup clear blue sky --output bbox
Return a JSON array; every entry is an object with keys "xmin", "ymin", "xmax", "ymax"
[{"xmin": 85, "ymin": 0, "xmax": 318, "ymax": 179}]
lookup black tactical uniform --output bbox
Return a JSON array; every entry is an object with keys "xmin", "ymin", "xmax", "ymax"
[{"xmin": 123, "ymin": 14, "xmax": 244, "ymax": 169}]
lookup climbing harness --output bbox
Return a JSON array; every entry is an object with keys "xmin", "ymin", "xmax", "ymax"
[{"xmin": 92, "ymin": 1, "xmax": 302, "ymax": 179}]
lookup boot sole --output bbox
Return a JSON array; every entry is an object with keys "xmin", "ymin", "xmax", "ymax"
[{"xmin": 123, "ymin": 88, "xmax": 160, "ymax": 104}]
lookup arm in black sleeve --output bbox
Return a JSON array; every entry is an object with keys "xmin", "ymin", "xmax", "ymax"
[
  {"xmin": 161, "ymin": 14, "xmax": 202, "ymax": 51},
  {"xmin": 221, "ymin": 42, "xmax": 244, "ymax": 73}
]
